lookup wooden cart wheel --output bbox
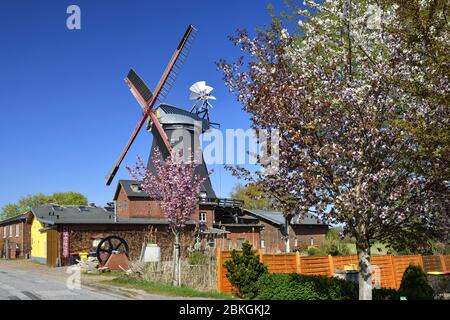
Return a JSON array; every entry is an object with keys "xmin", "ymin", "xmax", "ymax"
[{"xmin": 96, "ymin": 236, "xmax": 129, "ymax": 264}]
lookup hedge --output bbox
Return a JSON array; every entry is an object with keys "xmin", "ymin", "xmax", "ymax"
[
  {"xmin": 256, "ymin": 273, "xmax": 358, "ymax": 300},
  {"xmin": 256, "ymin": 273, "xmax": 404, "ymax": 300}
]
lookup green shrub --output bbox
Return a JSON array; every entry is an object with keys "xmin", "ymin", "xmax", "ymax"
[
  {"xmin": 372, "ymin": 288, "xmax": 401, "ymax": 300},
  {"xmin": 223, "ymin": 241, "xmax": 268, "ymax": 299},
  {"xmin": 399, "ymin": 265, "xmax": 434, "ymax": 300},
  {"xmin": 188, "ymin": 251, "xmax": 207, "ymax": 265},
  {"xmin": 319, "ymin": 242, "xmax": 351, "ymax": 256},
  {"xmin": 305, "ymin": 229, "xmax": 351, "ymax": 256},
  {"xmin": 431, "ymin": 241, "xmax": 450, "ymax": 255},
  {"xmin": 307, "ymin": 246, "xmax": 318, "ymax": 256},
  {"xmin": 256, "ymin": 273, "xmax": 405, "ymax": 300},
  {"xmin": 256, "ymin": 273, "xmax": 358, "ymax": 300}
]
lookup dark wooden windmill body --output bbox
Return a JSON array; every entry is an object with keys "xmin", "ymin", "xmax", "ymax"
[{"xmin": 147, "ymin": 104, "xmax": 216, "ymax": 198}]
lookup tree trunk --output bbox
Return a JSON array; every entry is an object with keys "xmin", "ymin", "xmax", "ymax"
[
  {"xmin": 356, "ymin": 240, "xmax": 372, "ymax": 300},
  {"xmin": 173, "ymin": 232, "xmax": 181, "ymax": 287},
  {"xmin": 284, "ymin": 215, "xmax": 292, "ymax": 253}
]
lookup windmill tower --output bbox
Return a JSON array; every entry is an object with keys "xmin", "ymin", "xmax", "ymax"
[
  {"xmin": 105, "ymin": 25, "xmax": 215, "ymax": 198},
  {"xmin": 147, "ymin": 103, "xmax": 215, "ymax": 197}
]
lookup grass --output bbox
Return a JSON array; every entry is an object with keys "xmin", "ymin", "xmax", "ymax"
[
  {"xmin": 102, "ymin": 275, "xmax": 237, "ymax": 300},
  {"xmin": 83, "ymin": 270, "xmax": 121, "ymax": 277},
  {"xmin": 28, "ymin": 259, "xmax": 46, "ymax": 266}
]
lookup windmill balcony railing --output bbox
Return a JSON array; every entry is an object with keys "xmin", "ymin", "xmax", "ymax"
[{"xmin": 198, "ymin": 197, "xmax": 244, "ymax": 208}]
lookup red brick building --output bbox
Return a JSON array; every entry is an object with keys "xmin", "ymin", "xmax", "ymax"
[
  {"xmin": 0, "ymin": 213, "xmax": 31, "ymax": 259},
  {"xmin": 28, "ymin": 202, "xmax": 198, "ymax": 266},
  {"xmin": 244, "ymin": 209, "xmax": 329, "ymax": 253},
  {"xmin": 114, "ymin": 180, "xmax": 263, "ymax": 251},
  {"xmin": 3, "ymin": 180, "xmax": 328, "ymax": 266},
  {"xmin": 114, "ymin": 180, "xmax": 328, "ymax": 253}
]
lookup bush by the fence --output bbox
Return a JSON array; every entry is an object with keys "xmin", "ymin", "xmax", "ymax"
[
  {"xmin": 256, "ymin": 273, "xmax": 405, "ymax": 300},
  {"xmin": 223, "ymin": 242, "xmax": 268, "ymax": 299},
  {"xmin": 256, "ymin": 273, "xmax": 358, "ymax": 300},
  {"xmin": 399, "ymin": 265, "xmax": 434, "ymax": 300},
  {"xmin": 188, "ymin": 251, "xmax": 208, "ymax": 265},
  {"xmin": 372, "ymin": 288, "xmax": 401, "ymax": 300}
]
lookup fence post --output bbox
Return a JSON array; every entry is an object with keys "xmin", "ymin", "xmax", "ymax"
[
  {"xmin": 328, "ymin": 255, "xmax": 335, "ymax": 277},
  {"xmin": 296, "ymin": 251, "xmax": 301, "ymax": 274},
  {"xmin": 217, "ymin": 248, "xmax": 222, "ymax": 292},
  {"xmin": 440, "ymin": 255, "xmax": 447, "ymax": 272}
]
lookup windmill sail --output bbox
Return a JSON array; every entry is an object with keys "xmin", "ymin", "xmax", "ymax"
[
  {"xmin": 105, "ymin": 25, "xmax": 196, "ymax": 186},
  {"xmin": 153, "ymin": 26, "xmax": 197, "ymax": 107},
  {"xmin": 126, "ymin": 69, "xmax": 153, "ymax": 109}
]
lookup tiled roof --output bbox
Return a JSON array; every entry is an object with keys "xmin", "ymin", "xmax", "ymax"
[
  {"xmin": 30, "ymin": 204, "xmax": 191, "ymax": 226},
  {"xmin": 244, "ymin": 209, "xmax": 327, "ymax": 226},
  {"xmin": 114, "ymin": 180, "xmax": 150, "ymax": 199},
  {"xmin": 0, "ymin": 213, "xmax": 29, "ymax": 225}
]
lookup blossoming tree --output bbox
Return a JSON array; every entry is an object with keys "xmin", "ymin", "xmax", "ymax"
[
  {"xmin": 218, "ymin": 0, "xmax": 449, "ymax": 299},
  {"xmin": 127, "ymin": 148, "xmax": 204, "ymax": 286}
]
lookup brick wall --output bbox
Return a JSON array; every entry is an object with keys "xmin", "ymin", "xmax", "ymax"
[
  {"xmin": 0, "ymin": 221, "xmax": 31, "ymax": 258},
  {"xmin": 116, "ymin": 187, "xmax": 130, "ymax": 217},
  {"xmin": 259, "ymin": 220, "xmax": 284, "ymax": 253},
  {"xmin": 128, "ymin": 198, "xmax": 166, "ymax": 219},
  {"xmin": 192, "ymin": 205, "xmax": 215, "ymax": 228},
  {"xmin": 118, "ymin": 189, "xmax": 216, "ymax": 228},
  {"xmin": 116, "ymin": 187, "xmax": 168, "ymax": 219},
  {"xmin": 23, "ymin": 223, "xmax": 31, "ymax": 256},
  {"xmin": 59, "ymin": 223, "xmax": 196, "ymax": 264},
  {"xmin": 290, "ymin": 224, "xmax": 328, "ymax": 248},
  {"xmin": 218, "ymin": 226, "xmax": 261, "ymax": 250},
  {"xmin": 256, "ymin": 222, "xmax": 328, "ymax": 253}
]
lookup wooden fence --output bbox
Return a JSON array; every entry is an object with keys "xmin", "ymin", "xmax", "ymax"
[{"xmin": 216, "ymin": 249, "xmax": 449, "ymax": 293}]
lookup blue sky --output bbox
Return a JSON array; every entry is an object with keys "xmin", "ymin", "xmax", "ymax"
[{"xmin": 0, "ymin": 0, "xmax": 280, "ymax": 208}]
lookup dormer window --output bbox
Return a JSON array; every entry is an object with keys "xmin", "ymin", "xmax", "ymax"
[
  {"xmin": 199, "ymin": 212, "xmax": 207, "ymax": 223},
  {"xmin": 130, "ymin": 184, "xmax": 142, "ymax": 193}
]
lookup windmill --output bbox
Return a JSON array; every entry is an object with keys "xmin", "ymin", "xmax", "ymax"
[
  {"xmin": 105, "ymin": 25, "xmax": 216, "ymax": 198},
  {"xmin": 189, "ymin": 81, "xmax": 216, "ymax": 121}
]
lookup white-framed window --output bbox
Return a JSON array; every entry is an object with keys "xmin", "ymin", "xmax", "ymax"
[
  {"xmin": 2, "ymin": 226, "xmax": 6, "ymax": 238},
  {"xmin": 260, "ymin": 239, "xmax": 265, "ymax": 249},
  {"xmin": 199, "ymin": 212, "xmax": 207, "ymax": 223},
  {"xmin": 9, "ymin": 225, "xmax": 13, "ymax": 238},
  {"xmin": 310, "ymin": 237, "xmax": 314, "ymax": 246},
  {"xmin": 16, "ymin": 224, "xmax": 19, "ymax": 237},
  {"xmin": 130, "ymin": 184, "xmax": 142, "ymax": 192}
]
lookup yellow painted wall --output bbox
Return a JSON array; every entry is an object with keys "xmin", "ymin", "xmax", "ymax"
[{"xmin": 30, "ymin": 217, "xmax": 46, "ymax": 261}]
